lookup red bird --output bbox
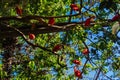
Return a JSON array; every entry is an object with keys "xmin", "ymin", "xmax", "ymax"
[
  {"xmin": 85, "ymin": 18, "xmax": 91, "ymax": 26},
  {"xmin": 70, "ymin": 4, "xmax": 78, "ymax": 8},
  {"xmin": 82, "ymin": 48, "xmax": 89, "ymax": 55},
  {"xmin": 74, "ymin": 70, "xmax": 82, "ymax": 78},
  {"xmin": 112, "ymin": 14, "xmax": 120, "ymax": 21},
  {"xmin": 85, "ymin": 16, "xmax": 95, "ymax": 26},
  {"xmin": 52, "ymin": 44, "xmax": 62, "ymax": 53},
  {"xmin": 73, "ymin": 60, "xmax": 81, "ymax": 65},
  {"xmin": 29, "ymin": 33, "xmax": 35, "ymax": 40},
  {"xmin": 70, "ymin": 4, "xmax": 79, "ymax": 11},
  {"xmin": 48, "ymin": 18, "xmax": 55, "ymax": 25},
  {"xmin": 74, "ymin": 66, "xmax": 82, "ymax": 78},
  {"xmin": 15, "ymin": 5, "xmax": 22, "ymax": 16}
]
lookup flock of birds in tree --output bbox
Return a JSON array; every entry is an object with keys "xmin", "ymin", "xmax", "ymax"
[
  {"xmin": 15, "ymin": 3, "xmax": 119, "ymax": 36},
  {"xmin": 14, "ymin": 3, "xmax": 119, "ymax": 79}
]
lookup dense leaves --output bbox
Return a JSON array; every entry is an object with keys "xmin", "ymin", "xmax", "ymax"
[{"xmin": 99, "ymin": 0, "xmax": 117, "ymax": 11}]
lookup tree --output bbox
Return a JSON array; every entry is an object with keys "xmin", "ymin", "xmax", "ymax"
[{"xmin": 0, "ymin": 0, "xmax": 120, "ymax": 80}]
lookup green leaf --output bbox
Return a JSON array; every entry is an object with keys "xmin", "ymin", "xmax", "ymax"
[{"xmin": 28, "ymin": 61, "xmax": 35, "ymax": 70}]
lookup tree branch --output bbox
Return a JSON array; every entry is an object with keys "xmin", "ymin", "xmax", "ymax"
[
  {"xmin": 0, "ymin": 13, "xmax": 80, "ymax": 21},
  {"xmin": 2, "ymin": 23, "xmax": 59, "ymax": 54},
  {"xmin": 0, "ymin": 18, "xmax": 117, "ymax": 38},
  {"xmin": 0, "ymin": 22, "xmax": 78, "ymax": 38}
]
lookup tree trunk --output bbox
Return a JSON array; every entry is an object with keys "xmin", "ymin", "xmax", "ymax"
[{"xmin": 2, "ymin": 37, "xmax": 17, "ymax": 80}]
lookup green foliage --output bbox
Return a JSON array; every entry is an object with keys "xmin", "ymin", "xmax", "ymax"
[{"xmin": 99, "ymin": 0, "xmax": 118, "ymax": 11}]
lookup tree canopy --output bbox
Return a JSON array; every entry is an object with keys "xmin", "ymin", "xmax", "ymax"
[{"xmin": 0, "ymin": 0, "xmax": 120, "ymax": 80}]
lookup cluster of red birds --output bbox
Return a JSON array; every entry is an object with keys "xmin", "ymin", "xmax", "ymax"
[
  {"xmin": 15, "ymin": 3, "xmax": 119, "ymax": 28},
  {"xmin": 28, "ymin": 32, "xmax": 90, "ymax": 79},
  {"xmin": 47, "ymin": 4, "xmax": 79, "ymax": 26},
  {"xmin": 21, "ymin": 4, "xmax": 118, "ymax": 78},
  {"xmin": 73, "ymin": 60, "xmax": 82, "ymax": 78},
  {"xmin": 47, "ymin": 4, "xmax": 96, "ymax": 27},
  {"xmin": 72, "ymin": 48, "xmax": 89, "ymax": 78},
  {"xmin": 23, "ymin": 3, "xmax": 120, "ymax": 79}
]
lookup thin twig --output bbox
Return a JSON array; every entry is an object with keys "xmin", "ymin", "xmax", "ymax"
[
  {"xmin": 81, "ymin": 40, "xmax": 90, "ymax": 59},
  {"xmin": 68, "ymin": 0, "xmax": 76, "ymax": 22},
  {"xmin": 94, "ymin": 66, "xmax": 102, "ymax": 80},
  {"xmin": 101, "ymin": 71, "xmax": 112, "ymax": 80},
  {"xmin": 80, "ymin": 0, "xmax": 83, "ymax": 14},
  {"xmin": 83, "ymin": 6, "xmax": 101, "ymax": 19},
  {"xmin": 81, "ymin": 59, "xmax": 89, "ymax": 74}
]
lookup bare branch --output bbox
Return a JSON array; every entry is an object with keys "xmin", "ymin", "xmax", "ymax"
[
  {"xmin": 79, "ymin": 0, "xmax": 83, "ymax": 14},
  {"xmin": 81, "ymin": 59, "xmax": 89, "ymax": 75},
  {"xmin": 94, "ymin": 66, "xmax": 102, "ymax": 80},
  {"xmin": 101, "ymin": 71, "xmax": 112, "ymax": 80}
]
